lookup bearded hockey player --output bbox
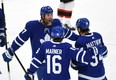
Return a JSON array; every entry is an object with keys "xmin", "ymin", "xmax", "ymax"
[
  {"xmin": 2, "ymin": 6, "xmax": 79, "ymax": 80},
  {"xmin": 24, "ymin": 26, "xmax": 103, "ymax": 80}
]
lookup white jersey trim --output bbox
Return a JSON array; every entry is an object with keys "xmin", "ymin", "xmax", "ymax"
[
  {"xmin": 78, "ymin": 74, "xmax": 106, "ymax": 80},
  {"xmin": 76, "ymin": 48, "xmax": 83, "ymax": 61},
  {"xmin": 0, "ymin": 28, "xmax": 4, "ymax": 30},
  {"xmin": 82, "ymin": 51, "xmax": 88, "ymax": 65},
  {"xmin": 31, "ymin": 62, "xmax": 39, "ymax": 69},
  {"xmin": 33, "ymin": 57, "xmax": 42, "ymax": 64},
  {"xmin": 64, "ymin": 29, "xmax": 69, "ymax": 38},
  {"xmin": 67, "ymin": 31, "xmax": 73, "ymax": 39},
  {"xmin": 0, "ymin": 33, "xmax": 5, "ymax": 37},
  {"xmin": 18, "ymin": 35, "xmax": 25, "ymax": 43},
  {"xmin": 5, "ymin": 50, "xmax": 13, "ymax": 59},
  {"xmin": 84, "ymin": 33, "xmax": 93, "ymax": 37},
  {"xmin": 14, "ymin": 39, "xmax": 22, "ymax": 47}
]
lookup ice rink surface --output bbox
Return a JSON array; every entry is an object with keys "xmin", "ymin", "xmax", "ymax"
[{"xmin": 0, "ymin": 0, "xmax": 116, "ymax": 80}]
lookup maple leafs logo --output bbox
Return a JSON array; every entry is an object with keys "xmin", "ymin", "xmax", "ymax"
[
  {"xmin": 40, "ymin": 34, "xmax": 51, "ymax": 44},
  {"xmin": 36, "ymin": 34, "xmax": 51, "ymax": 54}
]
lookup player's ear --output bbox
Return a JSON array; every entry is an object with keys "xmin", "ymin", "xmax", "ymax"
[{"xmin": 77, "ymin": 27, "xmax": 80, "ymax": 32}]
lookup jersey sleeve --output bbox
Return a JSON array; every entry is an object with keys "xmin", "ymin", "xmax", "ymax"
[
  {"xmin": 94, "ymin": 32, "xmax": 108, "ymax": 58},
  {"xmin": 11, "ymin": 22, "xmax": 32, "ymax": 51},
  {"xmin": 28, "ymin": 44, "xmax": 45, "ymax": 74},
  {"xmin": 69, "ymin": 47, "xmax": 93, "ymax": 65},
  {"xmin": 63, "ymin": 27, "xmax": 79, "ymax": 41},
  {"xmin": 95, "ymin": 45, "xmax": 108, "ymax": 58},
  {"xmin": 0, "ymin": 9, "xmax": 5, "ymax": 35},
  {"xmin": 53, "ymin": 19, "xmax": 62, "ymax": 26}
]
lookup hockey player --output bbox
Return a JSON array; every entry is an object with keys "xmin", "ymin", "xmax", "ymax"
[
  {"xmin": 57, "ymin": 0, "xmax": 75, "ymax": 30},
  {"xmin": 24, "ymin": 26, "xmax": 102, "ymax": 80},
  {"xmin": 2, "ymin": 6, "xmax": 79, "ymax": 80},
  {"xmin": 0, "ymin": 8, "xmax": 6, "ymax": 47},
  {"xmin": 71, "ymin": 18, "xmax": 108, "ymax": 80}
]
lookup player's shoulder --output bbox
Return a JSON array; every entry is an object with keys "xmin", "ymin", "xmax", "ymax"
[
  {"xmin": 52, "ymin": 18, "xmax": 62, "ymax": 25},
  {"xmin": 92, "ymin": 32, "xmax": 101, "ymax": 35},
  {"xmin": 26, "ymin": 20, "xmax": 40, "ymax": 25},
  {"xmin": 77, "ymin": 35, "xmax": 87, "ymax": 41},
  {"xmin": 62, "ymin": 42, "xmax": 72, "ymax": 48},
  {"xmin": 42, "ymin": 41, "xmax": 51, "ymax": 45},
  {"xmin": 92, "ymin": 32, "xmax": 102, "ymax": 37},
  {"xmin": 25, "ymin": 20, "xmax": 41, "ymax": 29},
  {"xmin": 41, "ymin": 41, "xmax": 53, "ymax": 47},
  {"xmin": 53, "ymin": 18, "xmax": 61, "ymax": 22}
]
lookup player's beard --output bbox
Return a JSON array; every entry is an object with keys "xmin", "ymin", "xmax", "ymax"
[{"xmin": 42, "ymin": 18, "xmax": 53, "ymax": 26}]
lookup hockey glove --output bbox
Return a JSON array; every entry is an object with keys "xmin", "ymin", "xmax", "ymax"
[
  {"xmin": 2, "ymin": 47, "xmax": 14, "ymax": 62},
  {"xmin": 0, "ymin": 33, "xmax": 6, "ymax": 47},
  {"xmin": 24, "ymin": 69, "xmax": 34, "ymax": 80},
  {"xmin": 71, "ymin": 59, "xmax": 79, "ymax": 70}
]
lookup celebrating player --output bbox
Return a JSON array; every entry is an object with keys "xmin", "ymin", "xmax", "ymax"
[
  {"xmin": 24, "ymin": 26, "xmax": 103, "ymax": 80},
  {"xmin": 2, "ymin": 6, "xmax": 78, "ymax": 80},
  {"xmin": 71, "ymin": 18, "xmax": 108, "ymax": 80}
]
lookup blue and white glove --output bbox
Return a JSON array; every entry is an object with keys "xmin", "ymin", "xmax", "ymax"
[
  {"xmin": 71, "ymin": 59, "xmax": 79, "ymax": 70},
  {"xmin": 2, "ymin": 47, "xmax": 14, "ymax": 62},
  {"xmin": 24, "ymin": 69, "xmax": 34, "ymax": 80},
  {"xmin": 0, "ymin": 33, "xmax": 6, "ymax": 47}
]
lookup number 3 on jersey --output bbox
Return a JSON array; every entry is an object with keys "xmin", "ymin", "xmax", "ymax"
[{"xmin": 47, "ymin": 55, "xmax": 62, "ymax": 74}]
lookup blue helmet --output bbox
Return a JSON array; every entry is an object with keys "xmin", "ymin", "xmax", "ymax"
[
  {"xmin": 76, "ymin": 18, "xmax": 90, "ymax": 29},
  {"xmin": 51, "ymin": 26, "xmax": 65, "ymax": 38},
  {"xmin": 40, "ymin": 6, "xmax": 53, "ymax": 15}
]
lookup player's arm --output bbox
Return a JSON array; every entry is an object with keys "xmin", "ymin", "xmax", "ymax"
[
  {"xmin": 92, "ymin": 45, "xmax": 108, "ymax": 58},
  {"xmin": 63, "ymin": 27, "xmax": 79, "ymax": 41},
  {"xmin": 69, "ymin": 46, "xmax": 102, "ymax": 65},
  {"xmin": 71, "ymin": 39, "xmax": 83, "ymax": 70},
  {"xmin": 0, "ymin": 9, "xmax": 6, "ymax": 47},
  {"xmin": 54, "ymin": 18, "xmax": 79, "ymax": 41},
  {"xmin": 94, "ymin": 32, "xmax": 108, "ymax": 58},
  {"xmin": 24, "ymin": 45, "xmax": 44, "ymax": 79},
  {"xmin": 11, "ymin": 22, "xmax": 32, "ymax": 51},
  {"xmin": 2, "ymin": 22, "xmax": 32, "ymax": 62}
]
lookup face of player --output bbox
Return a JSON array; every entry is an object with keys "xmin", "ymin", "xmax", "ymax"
[
  {"xmin": 42, "ymin": 13, "xmax": 53, "ymax": 26},
  {"xmin": 77, "ymin": 27, "xmax": 81, "ymax": 35}
]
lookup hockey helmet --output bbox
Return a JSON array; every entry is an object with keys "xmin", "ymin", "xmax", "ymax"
[
  {"xmin": 40, "ymin": 6, "xmax": 53, "ymax": 15},
  {"xmin": 51, "ymin": 26, "xmax": 65, "ymax": 38},
  {"xmin": 76, "ymin": 18, "xmax": 90, "ymax": 29}
]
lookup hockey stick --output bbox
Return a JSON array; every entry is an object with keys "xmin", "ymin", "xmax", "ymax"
[
  {"xmin": 1, "ymin": 0, "xmax": 11, "ymax": 80},
  {"xmin": 1, "ymin": 0, "xmax": 31, "ymax": 79}
]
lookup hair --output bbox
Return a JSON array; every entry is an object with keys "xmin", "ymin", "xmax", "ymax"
[
  {"xmin": 53, "ymin": 38, "xmax": 63, "ymax": 42},
  {"xmin": 78, "ymin": 26, "xmax": 90, "ymax": 33}
]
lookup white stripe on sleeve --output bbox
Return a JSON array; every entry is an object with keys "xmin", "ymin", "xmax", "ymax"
[
  {"xmin": 81, "ymin": 51, "xmax": 88, "ymax": 65},
  {"xmin": 31, "ymin": 62, "xmax": 39, "ymax": 69},
  {"xmin": 18, "ymin": 35, "xmax": 25, "ymax": 43},
  {"xmin": 33, "ymin": 57, "xmax": 42, "ymax": 64}
]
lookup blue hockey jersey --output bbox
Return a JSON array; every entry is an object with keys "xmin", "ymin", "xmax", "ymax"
[
  {"xmin": 75, "ymin": 32, "xmax": 108, "ymax": 80},
  {"xmin": 29, "ymin": 41, "xmax": 93, "ymax": 80},
  {"xmin": 0, "ymin": 9, "xmax": 5, "ymax": 34},
  {"xmin": 11, "ymin": 19, "xmax": 78, "ymax": 57}
]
